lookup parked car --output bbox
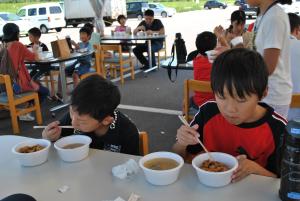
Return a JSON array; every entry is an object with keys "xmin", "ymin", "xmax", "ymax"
[
  {"xmin": 280, "ymin": 2, "xmax": 300, "ymax": 15},
  {"xmin": 148, "ymin": 3, "xmax": 176, "ymax": 17},
  {"xmin": 234, "ymin": 0, "xmax": 246, "ymax": 6},
  {"xmin": 17, "ymin": 2, "xmax": 66, "ymax": 34},
  {"xmin": 126, "ymin": 1, "xmax": 149, "ymax": 20},
  {"xmin": 204, "ymin": 0, "xmax": 227, "ymax": 9},
  {"xmin": 239, "ymin": 4, "xmax": 258, "ymax": 19},
  {"xmin": 0, "ymin": 12, "xmax": 29, "ymax": 38}
]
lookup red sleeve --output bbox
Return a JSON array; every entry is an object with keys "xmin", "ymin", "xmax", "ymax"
[
  {"xmin": 248, "ymin": 23, "xmax": 254, "ymax": 32},
  {"xmin": 21, "ymin": 43, "xmax": 36, "ymax": 61}
]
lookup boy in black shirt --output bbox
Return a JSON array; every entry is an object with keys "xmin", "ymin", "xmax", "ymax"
[
  {"xmin": 133, "ymin": 9, "xmax": 165, "ymax": 70},
  {"xmin": 42, "ymin": 75, "xmax": 139, "ymax": 155},
  {"xmin": 173, "ymin": 49, "xmax": 287, "ymax": 182},
  {"xmin": 26, "ymin": 27, "xmax": 54, "ymax": 82}
]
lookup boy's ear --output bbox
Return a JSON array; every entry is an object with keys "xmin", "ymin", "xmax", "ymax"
[
  {"xmin": 100, "ymin": 116, "xmax": 114, "ymax": 126},
  {"xmin": 261, "ymin": 88, "xmax": 268, "ymax": 100}
]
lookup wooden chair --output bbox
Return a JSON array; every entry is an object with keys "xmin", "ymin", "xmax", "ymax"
[
  {"xmin": 93, "ymin": 44, "xmax": 105, "ymax": 76},
  {"xmin": 0, "ymin": 74, "xmax": 42, "ymax": 134},
  {"xmin": 156, "ymin": 40, "xmax": 167, "ymax": 69},
  {"xmin": 139, "ymin": 131, "xmax": 149, "ymax": 156},
  {"xmin": 184, "ymin": 79, "xmax": 212, "ymax": 122},
  {"xmin": 290, "ymin": 94, "xmax": 300, "ymax": 108},
  {"xmin": 100, "ymin": 44, "xmax": 135, "ymax": 84}
]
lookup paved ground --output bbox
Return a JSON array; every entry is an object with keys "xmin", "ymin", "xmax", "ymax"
[{"xmin": 0, "ymin": 6, "xmax": 255, "ymax": 152}]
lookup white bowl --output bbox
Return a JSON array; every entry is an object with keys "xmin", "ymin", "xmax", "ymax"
[
  {"xmin": 139, "ymin": 152, "xmax": 184, "ymax": 186},
  {"xmin": 54, "ymin": 135, "xmax": 92, "ymax": 162},
  {"xmin": 231, "ymin": 36, "xmax": 244, "ymax": 46},
  {"xmin": 205, "ymin": 50, "xmax": 217, "ymax": 63},
  {"xmin": 12, "ymin": 139, "xmax": 51, "ymax": 167},
  {"xmin": 192, "ymin": 152, "xmax": 238, "ymax": 187}
]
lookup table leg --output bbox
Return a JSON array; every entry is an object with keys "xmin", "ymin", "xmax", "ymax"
[
  {"xmin": 49, "ymin": 61, "xmax": 70, "ymax": 112},
  {"xmin": 144, "ymin": 39, "xmax": 158, "ymax": 73}
]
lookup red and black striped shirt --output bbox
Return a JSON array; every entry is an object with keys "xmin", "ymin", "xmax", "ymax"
[{"xmin": 187, "ymin": 101, "xmax": 287, "ymax": 176}]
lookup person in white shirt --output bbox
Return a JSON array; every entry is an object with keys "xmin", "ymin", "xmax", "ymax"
[
  {"xmin": 248, "ymin": 0, "xmax": 293, "ymax": 118},
  {"xmin": 288, "ymin": 13, "xmax": 300, "ymax": 120}
]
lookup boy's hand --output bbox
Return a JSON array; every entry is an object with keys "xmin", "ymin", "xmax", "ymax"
[
  {"xmin": 146, "ymin": 30, "xmax": 153, "ymax": 35},
  {"xmin": 42, "ymin": 121, "xmax": 62, "ymax": 142},
  {"xmin": 176, "ymin": 124, "xmax": 200, "ymax": 147},
  {"xmin": 232, "ymin": 155, "xmax": 260, "ymax": 183},
  {"xmin": 137, "ymin": 25, "xmax": 145, "ymax": 31}
]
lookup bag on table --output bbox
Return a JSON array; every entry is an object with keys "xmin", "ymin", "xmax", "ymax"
[
  {"xmin": 51, "ymin": 39, "xmax": 71, "ymax": 59},
  {"xmin": 167, "ymin": 33, "xmax": 187, "ymax": 82}
]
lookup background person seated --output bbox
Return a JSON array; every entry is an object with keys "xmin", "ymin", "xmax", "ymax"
[
  {"xmin": 133, "ymin": 9, "xmax": 165, "ymax": 70},
  {"xmin": 186, "ymin": 31, "xmax": 217, "ymax": 115}
]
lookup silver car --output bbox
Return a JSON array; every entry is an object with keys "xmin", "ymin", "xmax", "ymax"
[
  {"xmin": 0, "ymin": 12, "xmax": 29, "ymax": 38},
  {"xmin": 148, "ymin": 3, "xmax": 176, "ymax": 18}
]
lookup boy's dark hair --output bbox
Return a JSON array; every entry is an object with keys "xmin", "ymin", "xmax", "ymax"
[
  {"xmin": 28, "ymin": 27, "xmax": 42, "ymax": 38},
  {"xmin": 83, "ymin": 23, "xmax": 94, "ymax": 32},
  {"xmin": 278, "ymin": 0, "xmax": 292, "ymax": 5},
  {"xmin": 144, "ymin": 9, "xmax": 154, "ymax": 17},
  {"xmin": 231, "ymin": 10, "xmax": 246, "ymax": 24},
  {"xmin": 195, "ymin": 31, "xmax": 217, "ymax": 55},
  {"xmin": 288, "ymin": 13, "xmax": 300, "ymax": 33},
  {"xmin": 79, "ymin": 27, "xmax": 92, "ymax": 36},
  {"xmin": 117, "ymin": 14, "xmax": 126, "ymax": 23},
  {"xmin": 71, "ymin": 75, "xmax": 121, "ymax": 121},
  {"xmin": 211, "ymin": 48, "xmax": 268, "ymax": 100}
]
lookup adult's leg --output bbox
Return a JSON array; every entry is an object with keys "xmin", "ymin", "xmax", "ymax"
[
  {"xmin": 150, "ymin": 42, "xmax": 163, "ymax": 67},
  {"xmin": 133, "ymin": 43, "xmax": 148, "ymax": 67},
  {"xmin": 1, "ymin": 194, "xmax": 37, "ymax": 201}
]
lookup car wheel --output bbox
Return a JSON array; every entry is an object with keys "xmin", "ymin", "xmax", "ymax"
[
  {"xmin": 40, "ymin": 25, "xmax": 48, "ymax": 34},
  {"xmin": 204, "ymin": 6, "xmax": 209, "ymax": 9},
  {"xmin": 219, "ymin": 5, "xmax": 223, "ymax": 9},
  {"xmin": 55, "ymin": 28, "xmax": 62, "ymax": 32},
  {"xmin": 137, "ymin": 14, "xmax": 143, "ymax": 20},
  {"xmin": 161, "ymin": 12, "xmax": 167, "ymax": 18}
]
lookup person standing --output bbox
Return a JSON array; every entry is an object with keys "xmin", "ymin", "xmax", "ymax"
[
  {"xmin": 287, "ymin": 13, "xmax": 300, "ymax": 120},
  {"xmin": 248, "ymin": 0, "xmax": 292, "ymax": 118}
]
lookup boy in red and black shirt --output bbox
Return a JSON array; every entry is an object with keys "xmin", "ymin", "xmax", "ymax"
[
  {"xmin": 174, "ymin": 48, "xmax": 287, "ymax": 182},
  {"xmin": 191, "ymin": 32, "xmax": 217, "ymax": 109}
]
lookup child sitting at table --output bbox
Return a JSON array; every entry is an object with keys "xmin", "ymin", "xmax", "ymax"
[
  {"xmin": 114, "ymin": 14, "xmax": 131, "ymax": 52},
  {"xmin": 186, "ymin": 31, "xmax": 217, "ymax": 115},
  {"xmin": 26, "ymin": 27, "xmax": 54, "ymax": 82},
  {"xmin": 65, "ymin": 27, "xmax": 93, "ymax": 87},
  {"xmin": 42, "ymin": 74, "xmax": 140, "ymax": 155},
  {"xmin": 173, "ymin": 48, "xmax": 287, "ymax": 182}
]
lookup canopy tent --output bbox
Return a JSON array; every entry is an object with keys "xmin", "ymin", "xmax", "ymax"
[{"xmin": 89, "ymin": 0, "xmax": 107, "ymax": 35}]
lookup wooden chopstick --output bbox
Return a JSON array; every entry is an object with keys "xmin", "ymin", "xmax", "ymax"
[
  {"xmin": 33, "ymin": 126, "xmax": 74, "ymax": 129},
  {"xmin": 178, "ymin": 115, "xmax": 214, "ymax": 161}
]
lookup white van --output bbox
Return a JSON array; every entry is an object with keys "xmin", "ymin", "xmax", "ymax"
[{"xmin": 17, "ymin": 3, "xmax": 66, "ymax": 34}]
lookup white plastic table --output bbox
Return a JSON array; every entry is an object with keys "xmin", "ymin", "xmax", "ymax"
[{"xmin": 0, "ymin": 135, "xmax": 281, "ymax": 201}]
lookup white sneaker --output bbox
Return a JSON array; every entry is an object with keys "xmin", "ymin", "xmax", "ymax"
[{"xmin": 19, "ymin": 113, "xmax": 35, "ymax": 121}]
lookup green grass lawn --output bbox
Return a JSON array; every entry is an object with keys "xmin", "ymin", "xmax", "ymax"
[
  {"xmin": 0, "ymin": 2, "xmax": 30, "ymax": 13},
  {"xmin": 0, "ymin": 0, "xmax": 236, "ymax": 14}
]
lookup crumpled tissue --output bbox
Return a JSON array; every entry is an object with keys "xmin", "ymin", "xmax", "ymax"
[{"xmin": 112, "ymin": 159, "xmax": 139, "ymax": 179}]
